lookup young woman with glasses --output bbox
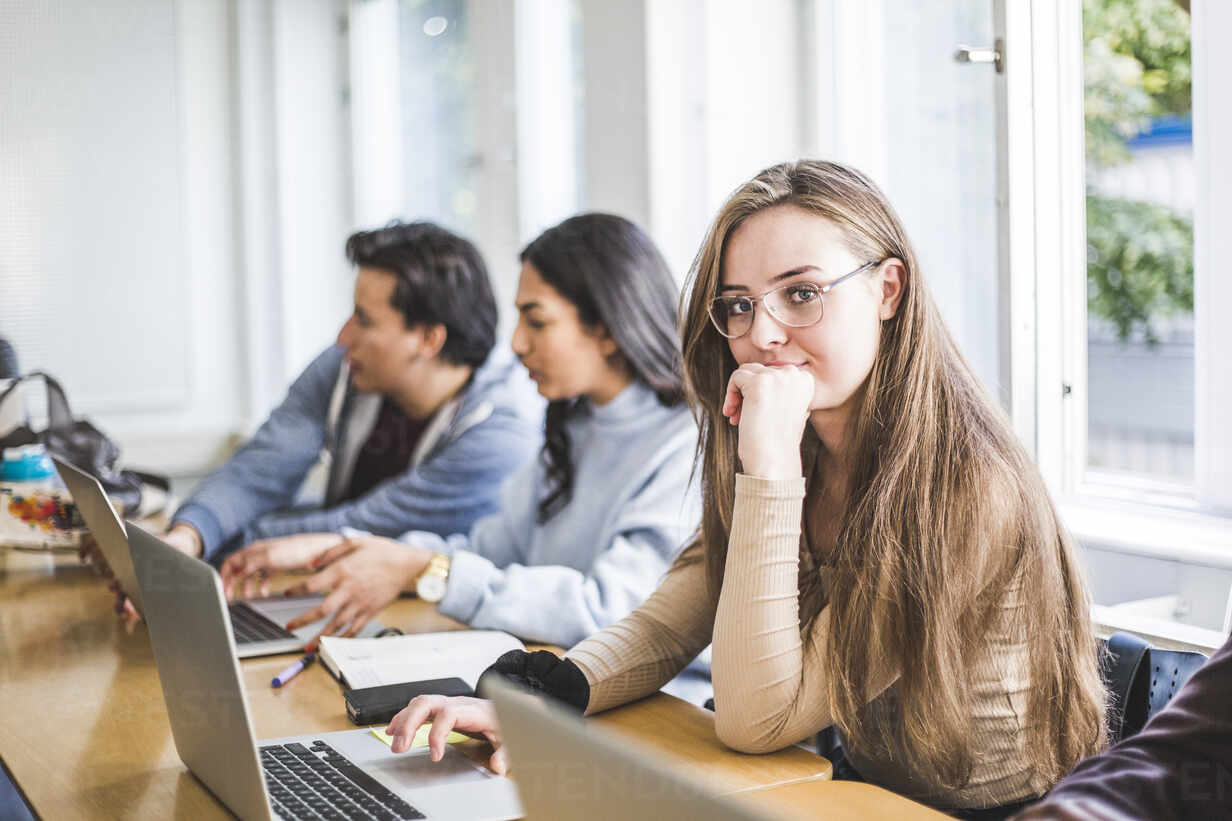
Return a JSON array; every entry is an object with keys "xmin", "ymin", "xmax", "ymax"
[{"xmin": 382, "ymin": 161, "xmax": 1107, "ymax": 818}]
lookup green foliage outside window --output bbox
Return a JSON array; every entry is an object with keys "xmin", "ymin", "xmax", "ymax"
[
  {"xmin": 1085, "ymin": 195, "xmax": 1193, "ymax": 344},
  {"xmin": 1083, "ymin": 0, "xmax": 1193, "ymax": 343}
]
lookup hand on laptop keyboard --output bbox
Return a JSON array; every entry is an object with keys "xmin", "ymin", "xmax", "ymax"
[
  {"xmin": 279, "ymin": 535, "xmax": 432, "ymax": 650},
  {"xmin": 220, "ymin": 533, "xmax": 344, "ymax": 600},
  {"xmin": 385, "ymin": 696, "xmax": 507, "ymax": 775}
]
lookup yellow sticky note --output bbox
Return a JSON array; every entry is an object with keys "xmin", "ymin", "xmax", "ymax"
[{"xmin": 370, "ymin": 723, "xmax": 470, "ymax": 748}]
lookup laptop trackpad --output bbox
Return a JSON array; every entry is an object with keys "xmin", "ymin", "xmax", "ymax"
[
  {"xmin": 369, "ymin": 748, "xmax": 492, "ymax": 790},
  {"xmin": 371, "ymin": 749, "xmax": 521, "ymax": 820}
]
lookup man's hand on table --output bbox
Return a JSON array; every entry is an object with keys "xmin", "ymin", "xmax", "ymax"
[
  {"xmin": 219, "ymin": 532, "xmax": 344, "ymax": 600},
  {"xmin": 281, "ymin": 535, "xmax": 434, "ymax": 649}
]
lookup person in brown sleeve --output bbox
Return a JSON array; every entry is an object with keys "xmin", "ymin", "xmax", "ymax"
[{"xmin": 1014, "ymin": 634, "xmax": 1232, "ymax": 820}]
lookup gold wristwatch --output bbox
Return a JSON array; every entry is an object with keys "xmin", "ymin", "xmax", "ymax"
[{"xmin": 415, "ymin": 553, "xmax": 452, "ymax": 603}]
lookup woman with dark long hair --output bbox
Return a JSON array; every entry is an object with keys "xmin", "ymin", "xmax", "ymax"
[
  {"xmin": 382, "ymin": 161, "xmax": 1106, "ymax": 817},
  {"xmin": 223, "ymin": 213, "xmax": 706, "ymax": 697}
]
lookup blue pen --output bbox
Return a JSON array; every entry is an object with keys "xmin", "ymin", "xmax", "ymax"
[{"xmin": 272, "ymin": 651, "xmax": 317, "ymax": 688}]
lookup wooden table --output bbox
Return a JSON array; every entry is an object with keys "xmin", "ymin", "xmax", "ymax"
[
  {"xmin": 0, "ymin": 550, "xmax": 833, "ymax": 819},
  {"xmin": 737, "ymin": 780, "xmax": 952, "ymax": 820}
]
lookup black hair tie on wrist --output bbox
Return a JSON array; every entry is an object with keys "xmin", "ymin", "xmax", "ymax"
[{"xmin": 477, "ymin": 649, "xmax": 590, "ymax": 713}]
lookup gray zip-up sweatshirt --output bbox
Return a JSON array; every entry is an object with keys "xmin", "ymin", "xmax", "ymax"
[{"xmin": 173, "ymin": 345, "xmax": 544, "ymax": 561}]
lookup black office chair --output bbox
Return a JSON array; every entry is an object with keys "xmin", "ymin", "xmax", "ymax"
[
  {"xmin": 1100, "ymin": 631, "xmax": 1208, "ymax": 744},
  {"xmin": 803, "ymin": 633, "xmax": 1210, "ymax": 772}
]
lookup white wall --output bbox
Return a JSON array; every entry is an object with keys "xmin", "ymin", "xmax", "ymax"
[
  {"xmin": 466, "ymin": 0, "xmax": 522, "ymax": 330},
  {"xmin": 605, "ymin": 0, "xmax": 806, "ymax": 281},
  {"xmin": 516, "ymin": 0, "xmax": 581, "ymax": 245},
  {"xmin": 0, "ymin": 0, "xmax": 352, "ymax": 475},
  {"xmin": 1, "ymin": 0, "xmax": 245, "ymax": 473},
  {"xmin": 0, "ymin": 1, "xmax": 189, "ymax": 419},
  {"xmin": 270, "ymin": 0, "xmax": 353, "ymax": 387},
  {"xmin": 578, "ymin": 0, "xmax": 652, "ymax": 233}
]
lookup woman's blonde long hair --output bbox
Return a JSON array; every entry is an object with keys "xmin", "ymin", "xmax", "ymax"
[{"xmin": 681, "ymin": 160, "xmax": 1106, "ymax": 788}]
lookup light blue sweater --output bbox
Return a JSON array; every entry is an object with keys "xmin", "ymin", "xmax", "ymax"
[{"xmin": 404, "ymin": 381, "xmax": 708, "ymax": 696}]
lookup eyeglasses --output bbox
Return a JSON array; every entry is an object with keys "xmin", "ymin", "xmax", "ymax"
[{"xmin": 707, "ymin": 259, "xmax": 881, "ymax": 339}]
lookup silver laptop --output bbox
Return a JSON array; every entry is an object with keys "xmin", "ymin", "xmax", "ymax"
[
  {"xmin": 486, "ymin": 678, "xmax": 773, "ymax": 821},
  {"xmin": 53, "ymin": 456, "xmax": 380, "ymax": 658},
  {"xmin": 128, "ymin": 522, "xmax": 523, "ymax": 821}
]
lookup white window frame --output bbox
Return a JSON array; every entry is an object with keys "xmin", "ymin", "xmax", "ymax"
[
  {"xmin": 1005, "ymin": 0, "xmax": 1232, "ymax": 646},
  {"xmin": 1191, "ymin": 0, "xmax": 1232, "ymax": 514}
]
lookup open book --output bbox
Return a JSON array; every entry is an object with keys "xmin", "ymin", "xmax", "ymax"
[{"xmin": 318, "ymin": 630, "xmax": 525, "ymax": 690}]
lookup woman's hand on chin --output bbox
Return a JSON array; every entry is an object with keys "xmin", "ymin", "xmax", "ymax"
[{"xmin": 722, "ymin": 363, "xmax": 813, "ymax": 480}]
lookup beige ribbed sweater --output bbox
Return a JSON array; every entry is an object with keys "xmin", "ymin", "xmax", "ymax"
[{"xmin": 566, "ymin": 474, "xmax": 1050, "ymax": 811}]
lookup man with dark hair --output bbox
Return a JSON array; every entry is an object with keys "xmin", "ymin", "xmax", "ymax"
[{"xmin": 159, "ymin": 221, "xmax": 542, "ymax": 566}]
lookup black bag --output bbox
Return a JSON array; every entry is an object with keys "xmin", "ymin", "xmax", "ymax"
[{"xmin": 0, "ymin": 371, "xmax": 169, "ymax": 515}]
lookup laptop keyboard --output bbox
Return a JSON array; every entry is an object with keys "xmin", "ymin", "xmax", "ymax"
[
  {"xmin": 261, "ymin": 740, "xmax": 426, "ymax": 820},
  {"xmin": 229, "ymin": 601, "xmax": 296, "ymax": 644}
]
